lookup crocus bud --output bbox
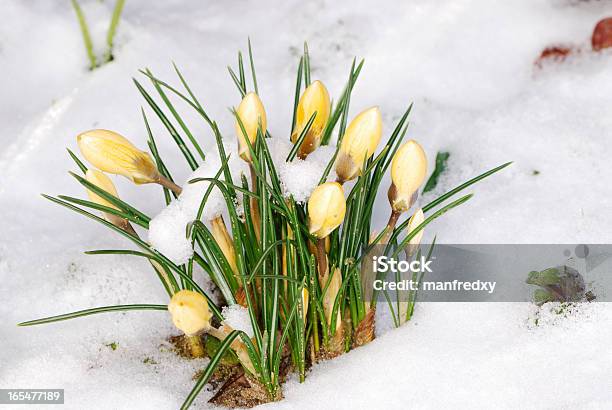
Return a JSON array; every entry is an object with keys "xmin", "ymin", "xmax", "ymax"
[
  {"xmin": 308, "ymin": 182, "xmax": 346, "ymax": 238},
  {"xmin": 84, "ymin": 168, "xmax": 127, "ymax": 230},
  {"xmin": 291, "ymin": 80, "xmax": 331, "ymax": 159},
  {"xmin": 85, "ymin": 169, "xmax": 120, "ymax": 211},
  {"xmin": 389, "ymin": 140, "xmax": 427, "ymax": 213},
  {"xmin": 335, "ymin": 107, "xmax": 383, "ymax": 183},
  {"xmin": 235, "ymin": 92, "xmax": 267, "ymax": 162},
  {"xmin": 211, "ymin": 216, "xmax": 238, "ymax": 276},
  {"xmin": 323, "ymin": 268, "xmax": 342, "ymax": 330},
  {"xmin": 405, "ymin": 208, "xmax": 425, "ymax": 257},
  {"xmin": 168, "ymin": 290, "xmax": 212, "ymax": 336},
  {"xmin": 77, "ymin": 129, "xmax": 160, "ymax": 184}
]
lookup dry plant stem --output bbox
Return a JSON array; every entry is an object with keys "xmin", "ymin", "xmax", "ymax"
[
  {"xmin": 315, "ymin": 238, "xmax": 328, "ymax": 279},
  {"xmin": 156, "ymin": 175, "xmax": 183, "ymax": 196},
  {"xmin": 325, "ymin": 269, "xmax": 344, "ymax": 355},
  {"xmin": 353, "ymin": 308, "xmax": 375, "ymax": 348},
  {"xmin": 107, "ymin": 214, "xmax": 138, "ymax": 236},
  {"xmin": 187, "ymin": 334, "xmax": 206, "ymax": 358},
  {"xmin": 398, "ymin": 304, "xmax": 409, "ymax": 325},
  {"xmin": 381, "ymin": 210, "xmax": 401, "ymax": 244},
  {"xmin": 248, "ymin": 164, "xmax": 261, "ymax": 241},
  {"xmin": 315, "ymin": 240, "xmax": 344, "ymax": 354},
  {"xmin": 309, "ymin": 336, "xmax": 317, "ymax": 362},
  {"xmin": 235, "ymin": 287, "xmax": 248, "ymax": 307}
]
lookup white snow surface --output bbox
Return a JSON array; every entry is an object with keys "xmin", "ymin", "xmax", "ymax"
[
  {"xmin": 148, "ymin": 142, "xmax": 248, "ymax": 264},
  {"xmin": 221, "ymin": 305, "xmax": 255, "ymax": 339},
  {"xmin": 1, "ymin": 0, "xmax": 612, "ymax": 409},
  {"xmin": 267, "ymin": 137, "xmax": 338, "ymax": 202},
  {"xmin": 148, "ymin": 137, "xmax": 333, "ymax": 264}
]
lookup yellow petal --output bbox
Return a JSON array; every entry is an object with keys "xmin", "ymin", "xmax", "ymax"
[
  {"xmin": 336, "ymin": 107, "xmax": 382, "ymax": 182},
  {"xmin": 235, "ymin": 92, "xmax": 267, "ymax": 162},
  {"xmin": 211, "ymin": 216, "xmax": 238, "ymax": 276},
  {"xmin": 85, "ymin": 169, "xmax": 120, "ymax": 211},
  {"xmin": 323, "ymin": 268, "xmax": 342, "ymax": 330},
  {"xmin": 308, "ymin": 182, "xmax": 346, "ymax": 238},
  {"xmin": 291, "ymin": 80, "xmax": 331, "ymax": 158},
  {"xmin": 406, "ymin": 208, "xmax": 425, "ymax": 250},
  {"xmin": 168, "ymin": 290, "xmax": 212, "ymax": 336},
  {"xmin": 390, "ymin": 140, "xmax": 427, "ymax": 212},
  {"xmin": 77, "ymin": 129, "xmax": 159, "ymax": 184},
  {"xmin": 301, "ymin": 287, "xmax": 309, "ymax": 323}
]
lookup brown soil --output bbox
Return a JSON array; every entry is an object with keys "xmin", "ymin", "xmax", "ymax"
[
  {"xmin": 189, "ymin": 339, "xmax": 293, "ymax": 408},
  {"xmin": 209, "ymin": 371, "xmax": 282, "ymax": 408},
  {"xmin": 168, "ymin": 334, "xmax": 205, "ymax": 359}
]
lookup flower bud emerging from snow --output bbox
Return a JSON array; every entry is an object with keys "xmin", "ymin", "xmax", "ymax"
[
  {"xmin": 405, "ymin": 208, "xmax": 425, "ymax": 257},
  {"xmin": 77, "ymin": 129, "xmax": 160, "ymax": 184},
  {"xmin": 291, "ymin": 80, "xmax": 331, "ymax": 159},
  {"xmin": 85, "ymin": 169, "xmax": 120, "ymax": 211},
  {"xmin": 168, "ymin": 290, "xmax": 212, "ymax": 336},
  {"xmin": 389, "ymin": 140, "xmax": 427, "ymax": 213},
  {"xmin": 335, "ymin": 107, "xmax": 382, "ymax": 183},
  {"xmin": 308, "ymin": 182, "xmax": 346, "ymax": 238},
  {"xmin": 235, "ymin": 92, "xmax": 267, "ymax": 162},
  {"xmin": 211, "ymin": 216, "xmax": 238, "ymax": 276}
]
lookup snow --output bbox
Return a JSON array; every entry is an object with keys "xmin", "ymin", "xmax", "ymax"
[
  {"xmin": 147, "ymin": 136, "xmax": 330, "ymax": 263},
  {"xmin": 268, "ymin": 137, "xmax": 337, "ymax": 202},
  {"xmin": 221, "ymin": 305, "xmax": 255, "ymax": 339},
  {"xmin": 280, "ymin": 302, "xmax": 612, "ymax": 409},
  {"xmin": 1, "ymin": 0, "xmax": 612, "ymax": 409},
  {"xmin": 148, "ymin": 143, "xmax": 248, "ymax": 264},
  {"xmin": 148, "ymin": 200, "xmax": 194, "ymax": 265}
]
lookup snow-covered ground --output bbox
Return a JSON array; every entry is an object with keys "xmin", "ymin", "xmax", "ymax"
[{"xmin": 1, "ymin": 0, "xmax": 612, "ymax": 408}]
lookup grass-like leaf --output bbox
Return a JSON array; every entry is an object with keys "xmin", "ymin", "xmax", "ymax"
[
  {"xmin": 180, "ymin": 330, "xmax": 249, "ymax": 409},
  {"xmin": 303, "ymin": 42, "xmax": 311, "ymax": 86},
  {"xmin": 286, "ymin": 112, "xmax": 317, "ymax": 162},
  {"xmin": 291, "ymin": 57, "xmax": 304, "ymax": 132},
  {"xmin": 145, "ymin": 68, "xmax": 206, "ymax": 161},
  {"xmin": 70, "ymin": 0, "xmax": 97, "ymax": 70},
  {"xmin": 67, "ymin": 148, "xmax": 88, "ymax": 173},
  {"xmin": 68, "ymin": 171, "xmax": 151, "ymax": 225},
  {"xmin": 133, "ymin": 78, "xmax": 199, "ymax": 170},
  {"xmin": 393, "ymin": 193, "xmax": 473, "ymax": 258},
  {"xmin": 423, "ymin": 151, "xmax": 450, "ymax": 193},
  {"xmin": 423, "ymin": 161, "xmax": 512, "ymax": 213},
  {"xmin": 18, "ymin": 304, "xmax": 167, "ymax": 326},
  {"xmin": 248, "ymin": 38, "xmax": 259, "ymax": 94},
  {"xmin": 104, "ymin": 0, "xmax": 125, "ymax": 62}
]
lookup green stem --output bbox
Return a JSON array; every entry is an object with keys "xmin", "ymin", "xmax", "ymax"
[{"xmin": 187, "ymin": 335, "xmax": 205, "ymax": 358}]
